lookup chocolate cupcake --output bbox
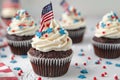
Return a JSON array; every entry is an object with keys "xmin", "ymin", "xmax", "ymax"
[
  {"xmin": 6, "ymin": 9, "xmax": 39, "ymax": 55},
  {"xmin": 92, "ymin": 11, "xmax": 120, "ymax": 59},
  {"xmin": 60, "ymin": 4, "xmax": 86, "ymax": 43},
  {"xmin": 1, "ymin": 0, "xmax": 20, "ymax": 26},
  {"xmin": 28, "ymin": 19, "xmax": 73, "ymax": 77}
]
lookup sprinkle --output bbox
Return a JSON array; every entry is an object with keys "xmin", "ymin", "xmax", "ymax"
[
  {"xmin": 78, "ymin": 53, "xmax": 85, "ymax": 56},
  {"xmin": 12, "ymin": 30, "xmax": 15, "ymax": 32},
  {"xmin": 104, "ymin": 72, "xmax": 107, "ymax": 75},
  {"xmin": 59, "ymin": 28, "xmax": 66, "ymax": 35},
  {"xmin": 16, "ymin": 16, "xmax": 20, "ymax": 20},
  {"xmin": 18, "ymin": 72, "xmax": 22, "ymax": 76},
  {"xmin": 114, "ymin": 75, "xmax": 119, "ymax": 80},
  {"xmin": 78, "ymin": 75, "xmax": 86, "ymax": 79},
  {"xmin": 115, "ymin": 64, "xmax": 120, "ymax": 67},
  {"xmin": 83, "ymin": 62, "xmax": 87, "ymax": 66},
  {"xmin": 101, "ymin": 22, "xmax": 106, "ymax": 28},
  {"xmin": 14, "ymin": 67, "xmax": 21, "ymax": 71},
  {"xmin": 46, "ymin": 28, "xmax": 53, "ymax": 34},
  {"xmin": 102, "ymin": 65, "xmax": 107, "ymax": 69},
  {"xmin": 1, "ymin": 48, "xmax": 5, "ymax": 51},
  {"xmin": 36, "ymin": 32, "xmax": 42, "ymax": 38},
  {"xmin": 74, "ymin": 19, "xmax": 79, "ymax": 23},
  {"xmin": 44, "ymin": 34, "xmax": 48, "ymax": 37},
  {"xmin": 78, "ymin": 12, "xmax": 81, "ymax": 16},
  {"xmin": 0, "ymin": 54, "xmax": 7, "ymax": 58},
  {"xmin": 115, "ymin": 16, "xmax": 118, "ymax": 19},
  {"xmin": 95, "ymin": 60, "xmax": 100, "ymax": 64},
  {"xmin": 19, "ymin": 26, "xmax": 23, "ymax": 29},
  {"xmin": 7, "ymin": 27, "xmax": 11, "ymax": 31},
  {"xmin": 81, "ymin": 18, "xmax": 84, "ymax": 22},
  {"xmin": 75, "ymin": 63, "xmax": 78, "ymax": 66},
  {"xmin": 35, "ymin": 23, "xmax": 37, "ymax": 26},
  {"xmin": 107, "ymin": 23, "xmax": 110, "ymax": 26},
  {"xmin": 46, "ymin": 23, "xmax": 50, "ymax": 27},
  {"xmin": 93, "ymin": 77, "xmax": 97, "ymax": 80},
  {"xmin": 21, "ymin": 55, "xmax": 27, "ymax": 59},
  {"xmin": 19, "ymin": 70, "xmax": 23, "ymax": 73},
  {"xmin": 106, "ymin": 61, "xmax": 112, "ymax": 65},
  {"xmin": 67, "ymin": 38, "xmax": 69, "ymax": 41},
  {"xmin": 88, "ymin": 57, "xmax": 91, "ymax": 60},
  {"xmin": 37, "ymin": 77, "xmax": 42, "ymax": 80},
  {"xmin": 102, "ymin": 31, "xmax": 106, "ymax": 34},
  {"xmin": 10, "ymin": 60, "xmax": 17, "ymax": 63},
  {"xmin": 80, "ymin": 69, "xmax": 88, "ymax": 74},
  {"xmin": 118, "ymin": 18, "xmax": 120, "ymax": 22},
  {"xmin": 101, "ymin": 73, "xmax": 105, "ymax": 77},
  {"xmin": 80, "ymin": 49, "xmax": 84, "ymax": 52},
  {"xmin": 111, "ymin": 16, "xmax": 115, "ymax": 19}
]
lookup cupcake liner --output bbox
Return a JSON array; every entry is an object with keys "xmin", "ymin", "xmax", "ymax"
[
  {"xmin": 7, "ymin": 39, "xmax": 32, "ymax": 55},
  {"xmin": 28, "ymin": 52, "xmax": 73, "ymax": 77},
  {"xmin": 67, "ymin": 28, "xmax": 86, "ymax": 43},
  {"xmin": 92, "ymin": 40, "xmax": 120, "ymax": 59}
]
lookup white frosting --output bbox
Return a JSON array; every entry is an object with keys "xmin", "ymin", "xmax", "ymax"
[
  {"xmin": 95, "ymin": 11, "xmax": 120, "ymax": 39},
  {"xmin": 32, "ymin": 19, "xmax": 72, "ymax": 52},
  {"xmin": 7, "ymin": 9, "xmax": 39, "ymax": 36},
  {"xmin": 60, "ymin": 6, "xmax": 86, "ymax": 30},
  {"xmin": 1, "ymin": 8, "xmax": 18, "ymax": 18}
]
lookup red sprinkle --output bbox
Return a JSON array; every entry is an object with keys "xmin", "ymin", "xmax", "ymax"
[
  {"xmin": 93, "ymin": 77, "xmax": 97, "ymax": 80},
  {"xmin": 67, "ymin": 38, "xmax": 69, "ymax": 41},
  {"xmin": 103, "ymin": 66, "xmax": 107, "ymax": 69},
  {"xmin": 116, "ymin": 16, "xmax": 118, "ymax": 19},
  {"xmin": 75, "ymin": 63, "xmax": 78, "ymax": 66},
  {"xmin": 101, "ymin": 73, "xmax": 105, "ymax": 77},
  {"xmin": 104, "ymin": 72, "xmax": 107, "ymax": 75},
  {"xmin": 45, "ymin": 34, "xmax": 48, "ymax": 37},
  {"xmin": 114, "ymin": 75, "xmax": 119, "ymax": 80},
  {"xmin": 83, "ymin": 62, "xmax": 87, "ymax": 66},
  {"xmin": 12, "ymin": 30, "xmax": 15, "ymax": 32},
  {"xmin": 46, "ymin": 23, "xmax": 50, "ymax": 27},
  {"xmin": 88, "ymin": 57, "xmax": 91, "ymax": 60},
  {"xmin": 11, "ymin": 55, "xmax": 15, "ymax": 60},
  {"xmin": 57, "ymin": 28, "xmax": 60, "ymax": 30},
  {"xmin": 19, "ymin": 70, "xmax": 23, "ymax": 73},
  {"xmin": 107, "ymin": 23, "xmax": 110, "ymax": 26},
  {"xmin": 37, "ymin": 77, "xmax": 42, "ymax": 80},
  {"xmin": 18, "ymin": 72, "xmax": 21, "ymax": 76},
  {"xmin": 111, "ymin": 16, "xmax": 115, "ymax": 19},
  {"xmin": 102, "ymin": 31, "xmax": 106, "ymax": 34}
]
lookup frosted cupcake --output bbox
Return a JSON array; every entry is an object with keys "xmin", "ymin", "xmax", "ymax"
[
  {"xmin": 92, "ymin": 11, "xmax": 120, "ymax": 59},
  {"xmin": 1, "ymin": 0, "xmax": 20, "ymax": 26},
  {"xmin": 28, "ymin": 19, "xmax": 73, "ymax": 77},
  {"xmin": 6, "ymin": 9, "xmax": 39, "ymax": 55},
  {"xmin": 60, "ymin": 6, "xmax": 86, "ymax": 43}
]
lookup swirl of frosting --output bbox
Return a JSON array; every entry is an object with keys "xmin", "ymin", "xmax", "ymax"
[
  {"xmin": 60, "ymin": 6, "xmax": 86, "ymax": 30},
  {"xmin": 32, "ymin": 19, "xmax": 72, "ymax": 52},
  {"xmin": 7, "ymin": 9, "xmax": 39, "ymax": 36},
  {"xmin": 95, "ymin": 11, "xmax": 120, "ymax": 39}
]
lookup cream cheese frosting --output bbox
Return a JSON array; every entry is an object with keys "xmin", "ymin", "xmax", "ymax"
[
  {"xmin": 32, "ymin": 19, "xmax": 72, "ymax": 52},
  {"xmin": 7, "ymin": 9, "xmax": 39, "ymax": 36},
  {"xmin": 95, "ymin": 11, "xmax": 120, "ymax": 39},
  {"xmin": 60, "ymin": 6, "xmax": 86, "ymax": 30}
]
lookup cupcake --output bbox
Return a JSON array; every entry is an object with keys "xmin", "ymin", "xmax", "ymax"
[
  {"xmin": 1, "ymin": 0, "xmax": 20, "ymax": 26},
  {"xmin": 60, "ymin": 1, "xmax": 86, "ymax": 43},
  {"xmin": 28, "ymin": 19, "xmax": 73, "ymax": 77},
  {"xmin": 92, "ymin": 11, "xmax": 120, "ymax": 59},
  {"xmin": 6, "ymin": 9, "xmax": 39, "ymax": 55}
]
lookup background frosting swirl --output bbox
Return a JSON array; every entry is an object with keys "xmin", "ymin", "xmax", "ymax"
[
  {"xmin": 60, "ymin": 6, "xmax": 86, "ymax": 30},
  {"xmin": 32, "ymin": 19, "xmax": 72, "ymax": 52},
  {"xmin": 95, "ymin": 11, "xmax": 120, "ymax": 39},
  {"xmin": 7, "ymin": 9, "xmax": 39, "ymax": 36}
]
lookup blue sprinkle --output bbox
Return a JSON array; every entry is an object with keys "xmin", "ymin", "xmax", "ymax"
[
  {"xmin": 78, "ymin": 75, "xmax": 86, "ymax": 79},
  {"xmin": 74, "ymin": 19, "xmax": 79, "ymax": 23},
  {"xmin": 35, "ymin": 23, "xmax": 37, "ymax": 26},
  {"xmin": 80, "ymin": 69, "xmax": 88, "ymax": 74},
  {"xmin": 0, "ymin": 54, "xmax": 7, "ymax": 58},
  {"xmin": 7, "ymin": 27, "xmax": 11, "ymax": 31},
  {"xmin": 101, "ymin": 22, "xmax": 106, "ymax": 28},
  {"xmin": 113, "ymin": 12, "xmax": 117, "ymax": 16},
  {"xmin": 59, "ymin": 28, "xmax": 66, "ymax": 35},
  {"xmin": 21, "ymin": 55, "xmax": 27, "ymax": 58},
  {"xmin": 78, "ymin": 12, "xmax": 81, "ymax": 16},
  {"xmin": 16, "ymin": 16, "xmax": 20, "ymax": 20},
  {"xmin": 1, "ymin": 48, "xmax": 5, "ymax": 51},
  {"xmin": 14, "ymin": 67, "xmax": 21, "ymax": 71},
  {"xmin": 10, "ymin": 60, "xmax": 17, "ymax": 64},
  {"xmin": 106, "ymin": 61, "xmax": 112, "ymax": 65},
  {"xmin": 19, "ymin": 26, "xmax": 23, "ymax": 29},
  {"xmin": 78, "ymin": 53, "xmax": 84, "ymax": 56},
  {"xmin": 80, "ymin": 49, "xmax": 84, "ymax": 52},
  {"xmin": 115, "ymin": 64, "xmax": 120, "ymax": 67},
  {"xmin": 46, "ymin": 28, "xmax": 53, "ymax": 34},
  {"xmin": 36, "ymin": 32, "xmax": 42, "ymax": 38},
  {"xmin": 118, "ymin": 18, "xmax": 120, "ymax": 22}
]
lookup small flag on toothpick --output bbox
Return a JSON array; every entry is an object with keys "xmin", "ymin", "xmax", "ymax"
[{"xmin": 60, "ymin": 0, "xmax": 70, "ymax": 13}]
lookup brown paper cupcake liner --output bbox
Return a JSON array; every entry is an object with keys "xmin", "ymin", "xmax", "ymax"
[
  {"xmin": 67, "ymin": 27, "xmax": 86, "ymax": 43},
  {"xmin": 7, "ymin": 39, "xmax": 32, "ymax": 55},
  {"xmin": 27, "ymin": 52, "xmax": 73, "ymax": 77},
  {"xmin": 92, "ymin": 40, "xmax": 120, "ymax": 59}
]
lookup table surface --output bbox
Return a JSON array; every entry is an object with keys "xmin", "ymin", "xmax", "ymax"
[{"xmin": 0, "ymin": 17, "xmax": 120, "ymax": 80}]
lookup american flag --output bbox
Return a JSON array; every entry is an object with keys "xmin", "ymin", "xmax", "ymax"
[
  {"xmin": 0, "ymin": 63, "xmax": 18, "ymax": 80},
  {"xmin": 39, "ymin": 2, "xmax": 54, "ymax": 32},
  {"xmin": 60, "ymin": 0, "xmax": 70, "ymax": 13}
]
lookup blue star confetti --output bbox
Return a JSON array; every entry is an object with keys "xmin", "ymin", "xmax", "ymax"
[
  {"xmin": 7, "ymin": 27, "xmax": 11, "ymax": 31},
  {"xmin": 115, "ymin": 64, "xmax": 120, "ymax": 67},
  {"xmin": 101, "ymin": 22, "xmax": 106, "ymax": 28},
  {"xmin": 10, "ymin": 60, "xmax": 17, "ymax": 64},
  {"xmin": 74, "ymin": 19, "xmax": 79, "ymax": 23},
  {"xmin": 21, "ymin": 55, "xmax": 27, "ymax": 59},
  {"xmin": 78, "ymin": 75, "xmax": 86, "ymax": 79},
  {"xmin": 0, "ymin": 54, "xmax": 7, "ymax": 58},
  {"xmin": 36, "ymin": 32, "xmax": 42, "ymax": 38},
  {"xmin": 78, "ymin": 12, "xmax": 81, "ymax": 16},
  {"xmin": 46, "ymin": 28, "xmax": 53, "ymax": 34},
  {"xmin": 14, "ymin": 67, "xmax": 21, "ymax": 71},
  {"xmin": 59, "ymin": 28, "xmax": 66, "ymax": 35},
  {"xmin": 16, "ymin": 16, "xmax": 20, "ymax": 20},
  {"xmin": 19, "ymin": 26, "xmax": 23, "ymax": 29},
  {"xmin": 80, "ymin": 69, "xmax": 88, "ymax": 74}
]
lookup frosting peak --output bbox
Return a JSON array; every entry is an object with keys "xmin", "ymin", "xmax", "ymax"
[
  {"xmin": 60, "ymin": 6, "xmax": 85, "ymax": 30},
  {"xmin": 7, "ymin": 9, "xmax": 39, "ymax": 36},
  {"xmin": 95, "ymin": 11, "xmax": 120, "ymax": 38},
  {"xmin": 32, "ymin": 19, "xmax": 72, "ymax": 52}
]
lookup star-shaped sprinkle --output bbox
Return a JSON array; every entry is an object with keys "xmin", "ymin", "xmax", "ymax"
[
  {"xmin": 101, "ymin": 23, "xmax": 106, "ymax": 28},
  {"xmin": 19, "ymin": 26, "xmax": 23, "ymax": 29},
  {"xmin": 7, "ymin": 27, "xmax": 11, "ymax": 31},
  {"xmin": 46, "ymin": 28, "xmax": 53, "ymax": 34},
  {"xmin": 59, "ymin": 28, "xmax": 66, "ymax": 35},
  {"xmin": 16, "ymin": 16, "xmax": 20, "ymax": 20},
  {"xmin": 74, "ymin": 19, "xmax": 79, "ymax": 23},
  {"xmin": 78, "ymin": 12, "xmax": 81, "ymax": 16},
  {"xmin": 36, "ymin": 32, "xmax": 42, "ymax": 38}
]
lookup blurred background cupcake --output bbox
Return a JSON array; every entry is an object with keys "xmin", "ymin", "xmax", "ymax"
[
  {"xmin": 6, "ymin": 9, "xmax": 39, "ymax": 55},
  {"xmin": 60, "ymin": 0, "xmax": 86, "ymax": 43},
  {"xmin": 1, "ymin": 0, "xmax": 21, "ymax": 26},
  {"xmin": 92, "ymin": 11, "xmax": 120, "ymax": 59}
]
